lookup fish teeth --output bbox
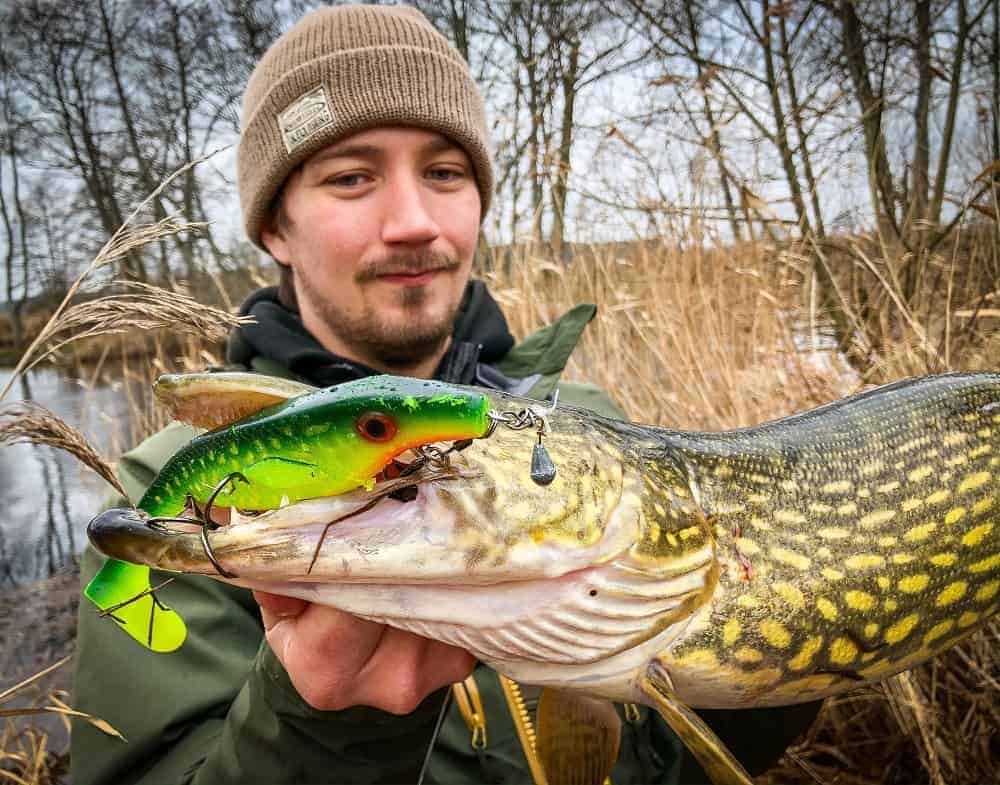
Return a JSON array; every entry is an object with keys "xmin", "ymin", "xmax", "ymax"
[
  {"xmin": 229, "ymin": 507, "xmax": 247, "ymax": 526},
  {"xmin": 279, "ymin": 495, "xmax": 291, "ymax": 509}
]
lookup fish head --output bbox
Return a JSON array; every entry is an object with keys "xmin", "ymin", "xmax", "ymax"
[
  {"xmin": 92, "ymin": 389, "xmax": 642, "ymax": 583},
  {"xmin": 90, "ymin": 386, "xmax": 714, "ymax": 695}
]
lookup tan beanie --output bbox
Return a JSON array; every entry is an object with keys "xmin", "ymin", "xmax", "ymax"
[{"xmin": 238, "ymin": 4, "xmax": 494, "ymax": 249}]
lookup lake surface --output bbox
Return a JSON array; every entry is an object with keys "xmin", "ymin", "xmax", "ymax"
[{"xmin": 0, "ymin": 367, "xmax": 139, "ymax": 587}]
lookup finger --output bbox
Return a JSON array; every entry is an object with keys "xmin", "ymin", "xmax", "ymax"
[
  {"xmin": 254, "ymin": 590, "xmax": 308, "ymax": 630},
  {"xmin": 354, "ymin": 629, "xmax": 476, "ymax": 714},
  {"xmin": 264, "ymin": 604, "xmax": 388, "ymax": 710},
  {"xmin": 413, "ymin": 639, "xmax": 477, "ymax": 692}
]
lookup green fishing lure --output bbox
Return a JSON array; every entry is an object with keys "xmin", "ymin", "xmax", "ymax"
[{"xmin": 85, "ymin": 374, "xmax": 492, "ymax": 652}]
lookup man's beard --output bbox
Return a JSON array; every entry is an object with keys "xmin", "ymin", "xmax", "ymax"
[{"xmin": 299, "ymin": 250, "xmax": 463, "ymax": 370}]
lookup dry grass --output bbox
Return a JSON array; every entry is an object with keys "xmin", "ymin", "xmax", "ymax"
[
  {"xmin": 0, "ymin": 155, "xmax": 242, "ymax": 784},
  {"xmin": 0, "ymin": 657, "xmax": 123, "ymax": 785},
  {"xmin": 0, "ymin": 718, "xmax": 66, "ymax": 785},
  {"xmin": 43, "ymin": 281, "xmax": 250, "ymax": 360},
  {"xmin": 483, "ymin": 239, "xmax": 860, "ymax": 429}
]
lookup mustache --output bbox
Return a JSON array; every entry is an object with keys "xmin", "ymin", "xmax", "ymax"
[{"xmin": 356, "ymin": 251, "xmax": 461, "ymax": 283}]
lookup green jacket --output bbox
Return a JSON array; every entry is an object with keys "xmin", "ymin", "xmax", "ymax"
[{"xmin": 71, "ymin": 304, "xmax": 818, "ymax": 784}]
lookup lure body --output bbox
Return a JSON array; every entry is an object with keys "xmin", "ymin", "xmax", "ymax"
[
  {"xmin": 87, "ymin": 373, "xmax": 490, "ymax": 652},
  {"xmin": 139, "ymin": 375, "xmax": 491, "ymax": 516}
]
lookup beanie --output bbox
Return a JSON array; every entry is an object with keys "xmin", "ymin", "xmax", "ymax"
[{"xmin": 238, "ymin": 4, "xmax": 495, "ymax": 249}]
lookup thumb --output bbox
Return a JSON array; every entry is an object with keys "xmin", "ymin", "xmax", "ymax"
[{"xmin": 254, "ymin": 590, "xmax": 308, "ymax": 631}]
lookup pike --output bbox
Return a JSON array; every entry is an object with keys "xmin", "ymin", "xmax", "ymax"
[{"xmin": 87, "ymin": 371, "xmax": 1000, "ymax": 785}]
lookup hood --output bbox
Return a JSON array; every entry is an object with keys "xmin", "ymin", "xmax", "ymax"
[{"xmin": 226, "ymin": 281, "xmax": 517, "ymax": 389}]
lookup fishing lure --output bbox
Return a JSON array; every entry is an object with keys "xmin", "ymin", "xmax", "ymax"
[{"xmin": 85, "ymin": 373, "xmax": 495, "ymax": 651}]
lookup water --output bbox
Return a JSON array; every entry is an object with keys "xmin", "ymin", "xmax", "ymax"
[{"xmin": 0, "ymin": 367, "xmax": 138, "ymax": 587}]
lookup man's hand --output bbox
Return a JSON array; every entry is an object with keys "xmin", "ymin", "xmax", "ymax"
[{"xmin": 254, "ymin": 591, "xmax": 476, "ymax": 714}]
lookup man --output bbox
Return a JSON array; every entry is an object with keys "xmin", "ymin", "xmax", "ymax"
[{"xmin": 71, "ymin": 6, "xmax": 818, "ymax": 783}]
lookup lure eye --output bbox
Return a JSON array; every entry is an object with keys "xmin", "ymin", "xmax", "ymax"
[{"xmin": 357, "ymin": 411, "xmax": 397, "ymax": 442}]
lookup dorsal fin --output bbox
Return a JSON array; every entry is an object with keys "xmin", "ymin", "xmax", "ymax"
[{"xmin": 154, "ymin": 372, "xmax": 317, "ymax": 430}]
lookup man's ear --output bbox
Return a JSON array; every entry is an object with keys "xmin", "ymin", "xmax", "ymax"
[{"xmin": 261, "ymin": 222, "xmax": 291, "ymax": 266}]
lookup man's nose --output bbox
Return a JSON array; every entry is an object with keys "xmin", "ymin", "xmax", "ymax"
[{"xmin": 380, "ymin": 173, "xmax": 440, "ymax": 245}]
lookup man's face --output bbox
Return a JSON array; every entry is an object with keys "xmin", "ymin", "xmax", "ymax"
[{"xmin": 261, "ymin": 127, "xmax": 482, "ymax": 371}]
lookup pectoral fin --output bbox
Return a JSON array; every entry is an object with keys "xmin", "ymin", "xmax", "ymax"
[
  {"xmin": 535, "ymin": 688, "xmax": 621, "ymax": 785},
  {"xmin": 640, "ymin": 660, "xmax": 753, "ymax": 785},
  {"xmin": 84, "ymin": 558, "xmax": 186, "ymax": 652},
  {"xmin": 154, "ymin": 372, "xmax": 317, "ymax": 429}
]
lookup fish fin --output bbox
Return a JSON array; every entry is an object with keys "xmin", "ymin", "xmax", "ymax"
[
  {"xmin": 639, "ymin": 660, "xmax": 753, "ymax": 785},
  {"xmin": 535, "ymin": 688, "xmax": 621, "ymax": 785},
  {"xmin": 154, "ymin": 372, "xmax": 317, "ymax": 429},
  {"xmin": 84, "ymin": 558, "xmax": 186, "ymax": 653}
]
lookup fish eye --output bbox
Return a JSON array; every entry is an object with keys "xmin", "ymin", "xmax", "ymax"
[{"xmin": 357, "ymin": 411, "xmax": 397, "ymax": 442}]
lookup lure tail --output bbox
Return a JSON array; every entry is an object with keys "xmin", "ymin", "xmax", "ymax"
[{"xmin": 84, "ymin": 559, "xmax": 187, "ymax": 652}]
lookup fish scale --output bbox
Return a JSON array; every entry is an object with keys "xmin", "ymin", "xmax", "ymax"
[{"xmin": 653, "ymin": 373, "xmax": 1000, "ymax": 707}]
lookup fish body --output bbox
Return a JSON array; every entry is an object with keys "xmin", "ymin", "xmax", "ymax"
[
  {"xmin": 88, "ymin": 372, "xmax": 1000, "ymax": 783},
  {"xmin": 650, "ymin": 373, "xmax": 1000, "ymax": 707}
]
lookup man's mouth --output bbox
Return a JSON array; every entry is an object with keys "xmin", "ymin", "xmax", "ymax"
[{"xmin": 377, "ymin": 268, "xmax": 447, "ymax": 286}]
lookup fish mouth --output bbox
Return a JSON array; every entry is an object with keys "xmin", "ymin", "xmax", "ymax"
[
  {"xmin": 88, "ymin": 446, "xmax": 474, "ymax": 580},
  {"xmin": 90, "ymin": 408, "xmax": 644, "ymax": 589}
]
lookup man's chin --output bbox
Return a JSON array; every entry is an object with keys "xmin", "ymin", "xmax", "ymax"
[{"xmin": 362, "ymin": 312, "xmax": 455, "ymax": 369}]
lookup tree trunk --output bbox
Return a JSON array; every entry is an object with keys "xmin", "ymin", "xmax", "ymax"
[
  {"xmin": 0, "ymin": 146, "xmax": 23, "ymax": 353},
  {"xmin": 994, "ymin": 0, "xmax": 1000, "ymax": 167},
  {"xmin": 907, "ymin": 0, "xmax": 932, "ymax": 242},
  {"xmin": 779, "ymin": 10, "xmax": 825, "ymax": 239},
  {"xmin": 759, "ymin": 0, "xmax": 813, "ymax": 237},
  {"xmin": 683, "ymin": 1, "xmax": 742, "ymax": 241},
  {"xmin": 837, "ymin": 0, "xmax": 900, "ymax": 242},
  {"xmin": 550, "ymin": 37, "xmax": 579, "ymax": 258},
  {"xmin": 98, "ymin": 0, "xmax": 169, "ymax": 281},
  {"xmin": 929, "ymin": 0, "xmax": 969, "ymax": 227}
]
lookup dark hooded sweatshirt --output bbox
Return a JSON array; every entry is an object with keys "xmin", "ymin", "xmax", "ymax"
[{"xmin": 227, "ymin": 282, "xmax": 537, "ymax": 395}]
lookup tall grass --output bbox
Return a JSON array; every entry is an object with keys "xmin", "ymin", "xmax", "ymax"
[{"xmin": 485, "ymin": 239, "xmax": 860, "ymax": 428}]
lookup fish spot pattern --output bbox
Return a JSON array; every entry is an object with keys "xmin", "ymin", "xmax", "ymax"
[{"xmin": 656, "ymin": 375, "xmax": 999, "ymax": 704}]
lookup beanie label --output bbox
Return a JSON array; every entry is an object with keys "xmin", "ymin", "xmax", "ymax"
[{"xmin": 277, "ymin": 86, "xmax": 334, "ymax": 154}]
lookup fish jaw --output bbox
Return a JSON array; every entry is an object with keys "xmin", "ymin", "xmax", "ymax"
[
  {"xmin": 88, "ymin": 465, "xmax": 719, "ymax": 699},
  {"xmin": 230, "ymin": 554, "xmax": 711, "ymax": 701},
  {"xmin": 89, "ymin": 471, "xmax": 641, "ymax": 583},
  {"xmin": 215, "ymin": 481, "xmax": 715, "ymax": 700}
]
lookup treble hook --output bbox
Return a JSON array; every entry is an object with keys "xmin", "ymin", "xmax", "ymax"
[
  {"xmin": 198, "ymin": 472, "xmax": 248, "ymax": 579},
  {"xmin": 138, "ymin": 474, "xmax": 248, "ymax": 578}
]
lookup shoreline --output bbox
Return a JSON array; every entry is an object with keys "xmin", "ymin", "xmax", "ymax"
[{"xmin": 0, "ymin": 559, "xmax": 80, "ymax": 755}]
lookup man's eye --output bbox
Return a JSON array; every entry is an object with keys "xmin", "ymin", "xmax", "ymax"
[
  {"xmin": 328, "ymin": 173, "xmax": 367, "ymax": 187},
  {"xmin": 427, "ymin": 167, "xmax": 464, "ymax": 182}
]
